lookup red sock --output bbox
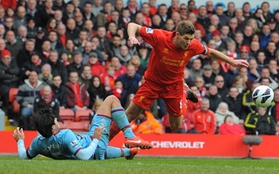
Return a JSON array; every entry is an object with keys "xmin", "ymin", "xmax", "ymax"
[{"xmin": 109, "ymin": 121, "xmax": 121, "ymax": 141}]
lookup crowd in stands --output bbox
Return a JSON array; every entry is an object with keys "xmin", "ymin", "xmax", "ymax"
[{"xmin": 0, "ymin": 0, "xmax": 278, "ymax": 135}]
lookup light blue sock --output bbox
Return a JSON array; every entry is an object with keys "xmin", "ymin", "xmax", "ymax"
[
  {"xmin": 111, "ymin": 107, "xmax": 135, "ymax": 139},
  {"xmin": 105, "ymin": 146, "xmax": 122, "ymax": 159}
]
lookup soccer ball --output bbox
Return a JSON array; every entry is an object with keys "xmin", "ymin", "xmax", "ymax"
[{"xmin": 252, "ymin": 85, "xmax": 274, "ymax": 108}]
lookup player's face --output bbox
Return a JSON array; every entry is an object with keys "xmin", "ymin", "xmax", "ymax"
[{"xmin": 176, "ymin": 33, "xmax": 194, "ymax": 50}]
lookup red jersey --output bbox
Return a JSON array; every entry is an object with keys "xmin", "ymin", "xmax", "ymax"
[{"xmin": 140, "ymin": 27, "xmax": 210, "ymax": 85}]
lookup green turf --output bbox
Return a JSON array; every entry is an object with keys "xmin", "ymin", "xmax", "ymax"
[{"xmin": 0, "ymin": 156, "xmax": 279, "ymax": 174}]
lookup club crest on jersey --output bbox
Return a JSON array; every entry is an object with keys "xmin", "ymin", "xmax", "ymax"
[
  {"xmin": 163, "ymin": 48, "xmax": 169, "ymax": 53},
  {"xmin": 70, "ymin": 140, "xmax": 78, "ymax": 147},
  {"xmin": 146, "ymin": 28, "xmax": 153, "ymax": 34}
]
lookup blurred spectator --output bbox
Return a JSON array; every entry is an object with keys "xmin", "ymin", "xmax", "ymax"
[
  {"xmin": 87, "ymin": 75, "xmax": 107, "ymax": 109},
  {"xmin": 110, "ymin": 56, "xmax": 126, "ymax": 78},
  {"xmin": 255, "ymin": 67, "xmax": 278, "ymax": 90},
  {"xmin": 100, "ymin": 66, "xmax": 116, "ymax": 93},
  {"xmin": 16, "ymin": 71, "xmax": 44, "ymax": 130},
  {"xmin": 17, "ymin": 26, "xmax": 28, "ymax": 43},
  {"xmin": 40, "ymin": 40, "xmax": 52, "ymax": 62},
  {"xmin": 225, "ymin": 65, "xmax": 238, "ymax": 88},
  {"xmin": 106, "ymin": 21, "xmax": 118, "ymax": 39},
  {"xmin": 260, "ymin": 24, "xmax": 271, "ymax": 48},
  {"xmin": 34, "ymin": 85, "xmax": 63, "ymax": 123},
  {"xmin": 128, "ymin": 54, "xmax": 146, "ymax": 76},
  {"xmin": 206, "ymin": 1, "xmax": 215, "ymax": 18},
  {"xmin": 189, "ymin": 58, "xmax": 203, "ymax": 81},
  {"xmin": 96, "ymin": 26, "xmax": 111, "ymax": 50},
  {"xmin": 88, "ymin": 51, "xmax": 105, "ymax": 77},
  {"xmin": 270, "ymin": 89, "xmax": 279, "ymax": 125},
  {"xmin": 247, "ymin": 18, "xmax": 260, "ymax": 35},
  {"xmin": 197, "ymin": 5, "xmax": 210, "ymax": 32},
  {"xmin": 16, "ymin": 39, "xmax": 35, "ymax": 68},
  {"xmin": 224, "ymin": 2, "xmax": 235, "ymax": 18},
  {"xmin": 194, "ymin": 76, "xmax": 206, "ymax": 98},
  {"xmin": 205, "ymin": 84, "xmax": 222, "ymax": 112},
  {"xmin": 137, "ymin": 44, "xmax": 150, "ymax": 70},
  {"xmin": 141, "ymin": 2, "xmax": 152, "ymax": 27},
  {"xmin": 118, "ymin": 65, "xmax": 141, "ymax": 98},
  {"xmin": 202, "ymin": 64, "xmax": 214, "ymax": 89},
  {"xmin": 79, "ymin": 64, "xmax": 92, "ymax": 88},
  {"xmin": 232, "ymin": 75, "xmax": 247, "ymax": 95},
  {"xmin": 164, "ymin": 19, "xmax": 175, "ymax": 31},
  {"xmin": 237, "ymin": 45, "xmax": 253, "ymax": 61},
  {"xmin": 109, "ymin": 34, "xmax": 121, "ymax": 57},
  {"xmin": 20, "ymin": 52, "xmax": 45, "ymax": 81},
  {"xmin": 210, "ymin": 59, "xmax": 226, "ymax": 78},
  {"xmin": 48, "ymin": 50, "xmax": 68, "ymax": 85},
  {"xmin": 268, "ymin": 59, "xmax": 279, "ymax": 82},
  {"xmin": 111, "ymin": 79, "xmax": 127, "ymax": 106},
  {"xmin": 255, "ymin": 51, "xmax": 267, "ymax": 72},
  {"xmin": 188, "ymin": 12, "xmax": 205, "ymax": 39},
  {"xmin": 215, "ymin": 102, "xmax": 239, "ymax": 128},
  {"xmin": 26, "ymin": 0, "xmax": 38, "ymax": 17},
  {"xmin": 244, "ymin": 107, "xmax": 276, "ymax": 135},
  {"xmin": 66, "ymin": 71, "xmax": 90, "ymax": 112},
  {"xmin": 45, "ymin": 18, "xmax": 57, "ymax": 33},
  {"xmin": 96, "ymin": 2, "xmax": 113, "ymax": 27},
  {"xmin": 215, "ymin": 4, "xmax": 230, "ymax": 26},
  {"xmin": 171, "ymin": 12, "xmax": 180, "ymax": 26},
  {"xmin": 188, "ymin": 0, "xmax": 198, "ymax": 14},
  {"xmin": 220, "ymin": 25, "xmax": 232, "ymax": 43},
  {"xmin": 38, "ymin": 63, "xmax": 53, "ymax": 85},
  {"xmin": 67, "ymin": 52, "xmax": 83, "ymax": 76},
  {"xmin": 219, "ymin": 115, "xmax": 245, "ymax": 135},
  {"xmin": 4, "ymin": 17, "xmax": 16, "ymax": 36},
  {"xmin": 117, "ymin": 45, "xmax": 131, "ymax": 65},
  {"xmin": 5, "ymin": 30, "xmax": 23, "ymax": 58},
  {"xmin": 50, "ymin": 75, "xmax": 67, "ymax": 109},
  {"xmin": 48, "ymin": 31, "xmax": 63, "ymax": 54},
  {"xmin": 167, "ymin": 0, "xmax": 180, "ymax": 19},
  {"xmin": 193, "ymin": 98, "xmax": 216, "ymax": 134},
  {"xmin": 151, "ymin": 14, "xmax": 163, "ymax": 29},
  {"xmin": 62, "ymin": 1, "xmax": 75, "ymax": 24},
  {"xmin": 265, "ymin": 41, "xmax": 277, "ymax": 62},
  {"xmin": 131, "ymin": 110, "xmax": 163, "ymax": 134},
  {"xmin": 73, "ymin": 30, "xmax": 88, "ymax": 51},
  {"xmin": 261, "ymin": 2, "xmax": 272, "ymax": 21},
  {"xmin": 158, "ymin": 4, "xmax": 168, "ymax": 26},
  {"xmin": 66, "ymin": 18, "xmax": 80, "ymax": 41},
  {"xmin": 211, "ymin": 29, "xmax": 226, "ymax": 51},
  {"xmin": 214, "ymin": 75, "xmax": 228, "ymax": 98},
  {"xmin": 74, "ymin": 11, "xmax": 84, "ymax": 31},
  {"xmin": 13, "ymin": 6, "xmax": 27, "ymax": 29},
  {"xmin": 224, "ymin": 86, "xmax": 244, "ymax": 119},
  {"xmin": 250, "ymin": 41, "xmax": 261, "ymax": 59},
  {"xmin": 0, "ymin": 50, "xmax": 20, "ymax": 112},
  {"xmin": 34, "ymin": 0, "xmax": 55, "ymax": 27}
]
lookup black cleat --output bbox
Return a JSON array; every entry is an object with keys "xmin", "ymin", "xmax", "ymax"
[{"xmin": 186, "ymin": 90, "xmax": 198, "ymax": 103}]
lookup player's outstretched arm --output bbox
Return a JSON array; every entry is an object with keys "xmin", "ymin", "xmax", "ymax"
[
  {"xmin": 209, "ymin": 48, "xmax": 249, "ymax": 67},
  {"xmin": 13, "ymin": 127, "xmax": 28, "ymax": 159},
  {"xmin": 75, "ymin": 127, "xmax": 103, "ymax": 160},
  {"xmin": 127, "ymin": 23, "xmax": 142, "ymax": 45}
]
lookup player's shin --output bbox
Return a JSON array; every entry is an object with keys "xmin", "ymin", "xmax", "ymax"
[
  {"xmin": 111, "ymin": 107, "xmax": 135, "ymax": 139},
  {"xmin": 105, "ymin": 146, "xmax": 122, "ymax": 159}
]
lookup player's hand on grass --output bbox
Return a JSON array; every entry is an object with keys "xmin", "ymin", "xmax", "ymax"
[
  {"xmin": 128, "ymin": 37, "xmax": 140, "ymax": 45},
  {"xmin": 13, "ymin": 127, "xmax": 25, "ymax": 142},
  {"xmin": 92, "ymin": 127, "xmax": 104, "ymax": 140}
]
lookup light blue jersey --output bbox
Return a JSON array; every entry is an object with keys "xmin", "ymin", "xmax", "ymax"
[
  {"xmin": 27, "ymin": 129, "xmax": 92, "ymax": 159},
  {"xmin": 26, "ymin": 114, "xmax": 112, "ymax": 160}
]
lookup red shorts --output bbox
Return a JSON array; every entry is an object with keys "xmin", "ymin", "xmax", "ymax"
[{"xmin": 132, "ymin": 80, "xmax": 184, "ymax": 117}]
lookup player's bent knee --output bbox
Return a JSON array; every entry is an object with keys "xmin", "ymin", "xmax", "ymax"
[{"xmin": 106, "ymin": 95, "xmax": 120, "ymax": 103}]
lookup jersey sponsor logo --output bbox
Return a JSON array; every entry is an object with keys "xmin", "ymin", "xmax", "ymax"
[
  {"xmin": 160, "ymin": 56, "xmax": 185, "ymax": 67},
  {"xmin": 138, "ymin": 96, "xmax": 145, "ymax": 102},
  {"xmin": 163, "ymin": 48, "xmax": 169, "ymax": 53},
  {"xmin": 70, "ymin": 140, "xmax": 78, "ymax": 147},
  {"xmin": 146, "ymin": 27, "xmax": 154, "ymax": 34}
]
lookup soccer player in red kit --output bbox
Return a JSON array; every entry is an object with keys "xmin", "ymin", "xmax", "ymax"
[{"xmin": 110, "ymin": 20, "xmax": 249, "ymax": 146}]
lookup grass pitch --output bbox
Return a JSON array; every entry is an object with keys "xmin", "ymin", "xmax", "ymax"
[{"xmin": 0, "ymin": 156, "xmax": 279, "ymax": 174}]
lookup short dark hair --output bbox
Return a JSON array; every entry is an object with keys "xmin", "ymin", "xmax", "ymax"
[
  {"xmin": 176, "ymin": 20, "xmax": 195, "ymax": 35},
  {"xmin": 34, "ymin": 107, "xmax": 56, "ymax": 138}
]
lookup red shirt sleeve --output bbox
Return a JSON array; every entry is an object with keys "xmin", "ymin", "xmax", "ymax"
[
  {"xmin": 139, "ymin": 26, "xmax": 161, "ymax": 47},
  {"xmin": 191, "ymin": 38, "xmax": 211, "ymax": 56}
]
